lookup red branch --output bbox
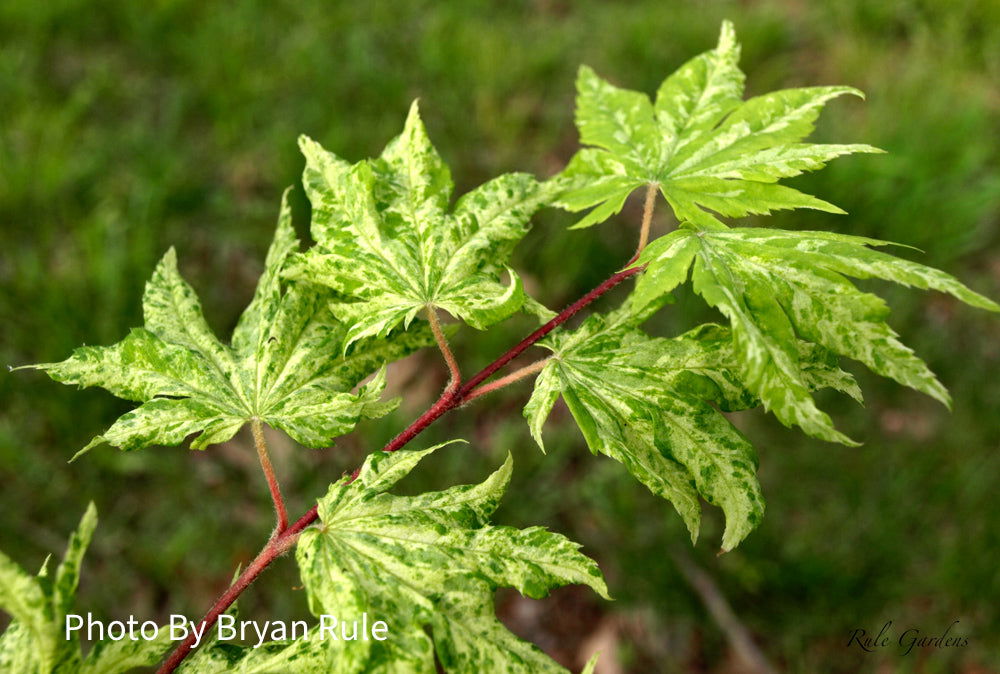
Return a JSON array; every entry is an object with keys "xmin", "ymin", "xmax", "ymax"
[{"xmin": 156, "ymin": 264, "xmax": 642, "ymax": 673}]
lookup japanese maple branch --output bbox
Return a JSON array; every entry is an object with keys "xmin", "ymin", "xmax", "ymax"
[
  {"xmin": 157, "ymin": 264, "xmax": 643, "ymax": 674},
  {"xmin": 251, "ymin": 419, "xmax": 288, "ymax": 534}
]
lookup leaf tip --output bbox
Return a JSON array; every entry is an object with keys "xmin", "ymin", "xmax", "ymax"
[
  {"xmin": 969, "ymin": 293, "xmax": 1000, "ymax": 313},
  {"xmin": 576, "ymin": 63, "xmax": 597, "ymax": 82},
  {"xmin": 69, "ymin": 437, "xmax": 105, "ymax": 463},
  {"xmin": 297, "ymin": 133, "xmax": 315, "ymax": 150},
  {"xmin": 403, "ymin": 98, "xmax": 425, "ymax": 133},
  {"xmin": 500, "ymin": 450, "xmax": 514, "ymax": 473},
  {"xmin": 581, "ymin": 652, "xmax": 601, "ymax": 674},
  {"xmin": 487, "ymin": 451, "xmax": 516, "ymax": 497},
  {"xmin": 82, "ymin": 500, "xmax": 98, "ymax": 525},
  {"xmin": 929, "ymin": 383, "xmax": 953, "ymax": 411},
  {"xmin": 717, "ymin": 19, "xmax": 739, "ymax": 52},
  {"xmin": 592, "ymin": 582, "xmax": 613, "ymax": 603},
  {"xmin": 527, "ymin": 413, "xmax": 549, "ymax": 455}
]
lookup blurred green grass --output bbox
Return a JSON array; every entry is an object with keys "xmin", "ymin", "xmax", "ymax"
[{"xmin": 1, "ymin": 1, "xmax": 998, "ymax": 671}]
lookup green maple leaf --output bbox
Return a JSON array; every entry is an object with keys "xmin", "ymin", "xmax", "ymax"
[
  {"xmin": 524, "ymin": 301, "xmax": 860, "ymax": 550},
  {"xmin": 23, "ymin": 191, "xmax": 432, "ymax": 456},
  {"xmin": 178, "ymin": 602, "xmax": 340, "ymax": 674},
  {"xmin": 176, "ymin": 574, "xmax": 342, "ymax": 673},
  {"xmin": 296, "ymin": 442, "xmax": 609, "ymax": 673},
  {"xmin": 554, "ymin": 21, "xmax": 881, "ymax": 229},
  {"xmin": 286, "ymin": 102, "xmax": 555, "ymax": 348},
  {"xmin": 0, "ymin": 504, "xmax": 171, "ymax": 673},
  {"xmin": 179, "ymin": 639, "xmax": 338, "ymax": 674},
  {"xmin": 632, "ymin": 227, "xmax": 1000, "ymax": 443}
]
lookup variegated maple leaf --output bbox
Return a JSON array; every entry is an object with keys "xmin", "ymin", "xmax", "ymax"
[
  {"xmin": 554, "ymin": 20, "xmax": 881, "ymax": 230},
  {"xmin": 632, "ymin": 227, "xmax": 1000, "ymax": 443},
  {"xmin": 0, "ymin": 505, "xmax": 171, "ymax": 673},
  {"xmin": 524, "ymin": 300, "xmax": 861, "ymax": 550},
  {"xmin": 296, "ymin": 442, "xmax": 609, "ymax": 673},
  {"xmin": 176, "ymin": 601, "xmax": 339, "ymax": 674},
  {"xmin": 23, "ymin": 191, "xmax": 432, "ymax": 456},
  {"xmin": 285, "ymin": 102, "xmax": 555, "ymax": 348}
]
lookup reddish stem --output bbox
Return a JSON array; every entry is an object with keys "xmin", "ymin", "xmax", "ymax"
[
  {"xmin": 462, "ymin": 357, "xmax": 551, "ymax": 404},
  {"xmin": 252, "ymin": 419, "xmax": 288, "ymax": 533},
  {"xmin": 156, "ymin": 263, "xmax": 642, "ymax": 673},
  {"xmin": 460, "ymin": 266, "xmax": 641, "ymax": 395},
  {"xmin": 155, "ymin": 533, "xmax": 297, "ymax": 673},
  {"xmin": 426, "ymin": 305, "xmax": 461, "ymax": 392}
]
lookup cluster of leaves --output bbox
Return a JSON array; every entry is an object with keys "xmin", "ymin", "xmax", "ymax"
[
  {"xmin": 531, "ymin": 20, "xmax": 997, "ymax": 549},
  {"xmin": 526, "ymin": 298, "xmax": 863, "ymax": 551},
  {"xmin": 6, "ymin": 19, "xmax": 998, "ymax": 673},
  {"xmin": 0, "ymin": 452, "xmax": 602, "ymax": 673},
  {"xmin": 195, "ymin": 448, "xmax": 607, "ymax": 673},
  {"xmin": 292, "ymin": 444, "xmax": 604, "ymax": 673}
]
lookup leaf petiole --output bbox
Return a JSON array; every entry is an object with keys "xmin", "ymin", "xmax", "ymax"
[
  {"xmin": 630, "ymin": 182, "xmax": 658, "ymax": 264},
  {"xmin": 426, "ymin": 305, "xmax": 461, "ymax": 393},
  {"xmin": 251, "ymin": 419, "xmax": 288, "ymax": 534},
  {"xmin": 464, "ymin": 357, "xmax": 552, "ymax": 403}
]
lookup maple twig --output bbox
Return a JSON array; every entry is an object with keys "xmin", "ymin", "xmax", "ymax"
[
  {"xmin": 157, "ymin": 263, "xmax": 643, "ymax": 673},
  {"xmin": 463, "ymin": 357, "xmax": 551, "ymax": 403},
  {"xmin": 458, "ymin": 266, "xmax": 642, "ymax": 395},
  {"xmin": 378, "ymin": 265, "xmax": 642, "ymax": 454},
  {"xmin": 630, "ymin": 182, "xmax": 658, "ymax": 265},
  {"xmin": 251, "ymin": 419, "xmax": 288, "ymax": 534},
  {"xmin": 426, "ymin": 305, "xmax": 461, "ymax": 392},
  {"xmin": 155, "ymin": 532, "xmax": 298, "ymax": 674}
]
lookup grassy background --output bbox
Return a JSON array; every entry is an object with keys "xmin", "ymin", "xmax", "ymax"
[{"xmin": 2, "ymin": 1, "xmax": 999, "ymax": 671}]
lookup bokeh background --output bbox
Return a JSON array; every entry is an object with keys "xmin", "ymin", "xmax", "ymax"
[{"xmin": 2, "ymin": 1, "xmax": 999, "ymax": 672}]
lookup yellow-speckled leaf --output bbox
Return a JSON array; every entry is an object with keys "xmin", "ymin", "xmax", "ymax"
[
  {"xmin": 297, "ymin": 444, "xmax": 608, "ymax": 673},
  {"xmin": 634, "ymin": 227, "xmax": 1000, "ymax": 444},
  {"xmin": 22, "ymin": 191, "xmax": 434, "ymax": 456},
  {"xmin": 288, "ymin": 102, "xmax": 555, "ymax": 346},
  {"xmin": 555, "ymin": 21, "xmax": 881, "ymax": 229}
]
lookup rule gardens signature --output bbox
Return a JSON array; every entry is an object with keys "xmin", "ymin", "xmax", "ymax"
[{"xmin": 847, "ymin": 620, "xmax": 968, "ymax": 656}]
